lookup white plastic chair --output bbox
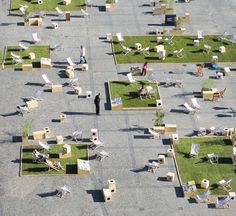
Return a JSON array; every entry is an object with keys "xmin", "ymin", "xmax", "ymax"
[
  {"xmin": 41, "ymin": 74, "xmax": 52, "ymax": 85},
  {"xmin": 173, "ymin": 48, "xmax": 183, "ymax": 58},
  {"xmin": 32, "ymin": 33, "xmax": 40, "ymax": 43},
  {"xmin": 31, "ymin": 89, "xmax": 43, "ymax": 101},
  {"xmin": 120, "ymin": 44, "xmax": 132, "ymax": 55},
  {"xmin": 139, "ymin": 47, "xmax": 150, "ymax": 56},
  {"xmin": 68, "ymin": 78, "xmax": 79, "ymax": 88},
  {"xmin": 81, "ymin": 9, "xmax": 89, "ymax": 17},
  {"xmin": 17, "ymin": 105, "xmax": 30, "ymax": 116},
  {"xmin": 19, "ymin": 43, "xmax": 29, "ymax": 51},
  {"xmin": 90, "ymin": 140, "xmax": 104, "ymax": 150},
  {"xmin": 116, "ymin": 32, "xmax": 125, "ymax": 44},
  {"xmin": 67, "ymin": 57, "xmax": 77, "ymax": 67},
  {"xmin": 55, "ymin": 7, "xmax": 64, "ymax": 16},
  {"xmin": 72, "ymin": 131, "xmax": 82, "ymax": 142},
  {"xmin": 38, "ymin": 140, "xmax": 51, "ymax": 151},
  {"xmin": 164, "ymin": 36, "xmax": 174, "ymax": 45},
  {"xmin": 191, "ymin": 98, "xmax": 200, "ymax": 109},
  {"xmin": 203, "ymin": 44, "xmax": 211, "ymax": 53},
  {"xmin": 146, "ymin": 161, "xmax": 159, "ymax": 173},
  {"xmin": 197, "ymin": 30, "xmax": 204, "ymax": 40},
  {"xmin": 126, "ymin": 73, "xmax": 136, "ymax": 83},
  {"xmin": 19, "ymin": 5, "xmax": 28, "ymax": 15},
  {"xmin": 207, "ymin": 153, "xmax": 218, "ymax": 164},
  {"xmin": 184, "ymin": 102, "xmax": 196, "ymax": 114},
  {"xmin": 57, "ymin": 185, "xmax": 71, "ymax": 198},
  {"xmin": 190, "ymin": 143, "xmax": 199, "ymax": 157},
  {"xmin": 11, "ymin": 52, "xmax": 21, "ymax": 59}
]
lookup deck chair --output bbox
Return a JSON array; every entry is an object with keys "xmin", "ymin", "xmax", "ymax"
[
  {"xmin": 68, "ymin": 78, "xmax": 79, "ymax": 88},
  {"xmin": 197, "ymin": 30, "xmax": 204, "ymax": 40},
  {"xmin": 41, "ymin": 74, "xmax": 52, "ymax": 86},
  {"xmin": 219, "ymin": 88, "xmax": 226, "ymax": 98},
  {"xmin": 173, "ymin": 48, "xmax": 183, "ymax": 58},
  {"xmin": 164, "ymin": 36, "xmax": 174, "ymax": 45},
  {"xmin": 139, "ymin": 47, "xmax": 150, "ymax": 56},
  {"xmin": 67, "ymin": 57, "xmax": 77, "ymax": 68},
  {"xmin": 116, "ymin": 32, "xmax": 125, "ymax": 44},
  {"xmin": 219, "ymin": 179, "xmax": 232, "ymax": 192},
  {"xmin": 96, "ymin": 150, "xmax": 109, "ymax": 161},
  {"xmin": 38, "ymin": 140, "xmax": 51, "ymax": 151},
  {"xmin": 120, "ymin": 44, "xmax": 132, "ymax": 55},
  {"xmin": 17, "ymin": 105, "xmax": 30, "ymax": 116},
  {"xmin": 126, "ymin": 73, "xmax": 136, "ymax": 83},
  {"xmin": 31, "ymin": 89, "xmax": 43, "ymax": 101},
  {"xmin": 215, "ymin": 196, "xmax": 231, "ymax": 209},
  {"xmin": 45, "ymin": 159, "xmax": 64, "ymax": 171},
  {"xmin": 11, "ymin": 52, "xmax": 21, "ymax": 59},
  {"xmin": 148, "ymin": 128, "xmax": 160, "ymax": 139},
  {"xmin": 228, "ymin": 35, "xmax": 236, "ymax": 44},
  {"xmin": 190, "ymin": 143, "xmax": 199, "ymax": 157},
  {"xmin": 57, "ymin": 185, "xmax": 71, "ymax": 198},
  {"xmin": 184, "ymin": 102, "xmax": 196, "ymax": 114},
  {"xmin": 146, "ymin": 161, "xmax": 159, "ymax": 173},
  {"xmin": 12, "ymin": 57, "xmax": 24, "ymax": 65},
  {"xmin": 51, "ymin": 42, "xmax": 63, "ymax": 51},
  {"xmin": 174, "ymin": 79, "xmax": 183, "ymax": 88},
  {"xmin": 198, "ymin": 127, "xmax": 207, "ymax": 136},
  {"xmin": 191, "ymin": 98, "xmax": 200, "ymax": 109},
  {"xmin": 207, "ymin": 153, "xmax": 218, "ymax": 164},
  {"xmin": 32, "ymin": 33, "xmax": 40, "ymax": 43},
  {"xmin": 90, "ymin": 140, "xmax": 104, "ymax": 150},
  {"xmin": 19, "ymin": 43, "xmax": 29, "ymax": 51},
  {"xmin": 81, "ymin": 9, "xmax": 89, "ymax": 17},
  {"xmin": 218, "ymin": 32, "xmax": 228, "ymax": 41},
  {"xmin": 146, "ymin": 86, "xmax": 156, "ymax": 98},
  {"xmin": 203, "ymin": 44, "xmax": 211, "ymax": 53},
  {"xmin": 196, "ymin": 190, "xmax": 211, "ymax": 203},
  {"xmin": 19, "ymin": 5, "xmax": 28, "ymax": 15},
  {"xmin": 55, "ymin": 7, "xmax": 64, "ymax": 16},
  {"xmin": 74, "ymin": 86, "xmax": 82, "ymax": 95},
  {"xmin": 32, "ymin": 149, "xmax": 49, "ymax": 163},
  {"xmin": 72, "ymin": 131, "xmax": 82, "ymax": 142}
]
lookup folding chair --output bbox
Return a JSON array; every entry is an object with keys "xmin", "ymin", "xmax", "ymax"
[
  {"xmin": 68, "ymin": 78, "xmax": 79, "ymax": 88},
  {"xmin": 17, "ymin": 105, "xmax": 30, "ymax": 116},
  {"xmin": 38, "ymin": 140, "xmax": 51, "ymax": 151},
  {"xmin": 146, "ymin": 161, "xmax": 159, "ymax": 173},
  {"xmin": 148, "ymin": 128, "xmax": 160, "ymax": 139},
  {"xmin": 126, "ymin": 73, "xmax": 136, "ymax": 83},
  {"xmin": 32, "ymin": 33, "xmax": 40, "ymax": 43},
  {"xmin": 173, "ymin": 48, "xmax": 183, "ymax": 58},
  {"xmin": 55, "ymin": 7, "xmax": 64, "ymax": 16},
  {"xmin": 146, "ymin": 86, "xmax": 156, "ymax": 98},
  {"xmin": 184, "ymin": 102, "xmax": 196, "ymax": 114},
  {"xmin": 164, "ymin": 77, "xmax": 174, "ymax": 87},
  {"xmin": 57, "ymin": 185, "xmax": 71, "ymax": 198},
  {"xmin": 174, "ymin": 79, "xmax": 183, "ymax": 88},
  {"xmin": 164, "ymin": 36, "xmax": 174, "ymax": 45},
  {"xmin": 30, "ymin": 89, "xmax": 43, "ymax": 101},
  {"xmin": 11, "ymin": 52, "xmax": 21, "ymax": 59},
  {"xmin": 19, "ymin": 43, "xmax": 29, "ymax": 51},
  {"xmin": 45, "ymin": 159, "xmax": 64, "ymax": 171},
  {"xmin": 190, "ymin": 143, "xmax": 199, "ymax": 157},
  {"xmin": 203, "ymin": 44, "xmax": 211, "ymax": 53},
  {"xmin": 218, "ymin": 32, "xmax": 228, "ymax": 41},
  {"xmin": 197, "ymin": 30, "xmax": 204, "ymax": 40},
  {"xmin": 19, "ymin": 5, "xmax": 28, "ymax": 15},
  {"xmin": 228, "ymin": 35, "xmax": 236, "ymax": 44},
  {"xmin": 67, "ymin": 57, "xmax": 77, "ymax": 68},
  {"xmin": 41, "ymin": 74, "xmax": 52, "ymax": 86},
  {"xmin": 191, "ymin": 98, "xmax": 200, "ymax": 110},
  {"xmin": 195, "ymin": 190, "xmax": 211, "ymax": 203},
  {"xmin": 198, "ymin": 127, "xmax": 207, "ymax": 136},
  {"xmin": 215, "ymin": 196, "xmax": 231, "ymax": 209},
  {"xmin": 139, "ymin": 47, "xmax": 150, "ymax": 56},
  {"xmin": 32, "ymin": 149, "xmax": 49, "ymax": 163},
  {"xmin": 12, "ymin": 57, "xmax": 24, "ymax": 65},
  {"xmin": 72, "ymin": 131, "xmax": 82, "ymax": 142},
  {"xmin": 120, "ymin": 44, "xmax": 132, "ymax": 55},
  {"xmin": 219, "ymin": 179, "xmax": 232, "ymax": 192},
  {"xmin": 207, "ymin": 153, "xmax": 218, "ymax": 164},
  {"xmin": 116, "ymin": 32, "xmax": 125, "ymax": 44},
  {"xmin": 90, "ymin": 140, "xmax": 104, "ymax": 150},
  {"xmin": 81, "ymin": 9, "xmax": 89, "ymax": 17},
  {"xmin": 96, "ymin": 150, "xmax": 109, "ymax": 161}
]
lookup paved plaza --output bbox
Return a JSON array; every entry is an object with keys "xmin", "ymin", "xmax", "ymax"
[{"xmin": 0, "ymin": 0, "xmax": 236, "ymax": 215}]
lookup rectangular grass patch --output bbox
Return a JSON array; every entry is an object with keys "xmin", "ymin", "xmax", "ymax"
[
  {"xmin": 21, "ymin": 144, "xmax": 88, "ymax": 175},
  {"xmin": 11, "ymin": 0, "xmax": 85, "ymax": 12},
  {"xmin": 112, "ymin": 35, "xmax": 236, "ymax": 64},
  {"xmin": 109, "ymin": 80, "xmax": 160, "ymax": 110},
  {"xmin": 173, "ymin": 137, "xmax": 235, "ymax": 195},
  {"xmin": 4, "ymin": 45, "xmax": 50, "ymax": 69}
]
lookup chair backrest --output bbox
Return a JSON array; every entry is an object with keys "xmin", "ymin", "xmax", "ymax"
[
  {"xmin": 229, "ymin": 35, "xmax": 236, "ymax": 42},
  {"xmin": 126, "ymin": 73, "xmax": 136, "ymax": 83},
  {"xmin": 32, "ymin": 33, "xmax": 40, "ymax": 42},
  {"xmin": 217, "ymin": 196, "xmax": 231, "ymax": 206},
  {"xmin": 19, "ymin": 5, "xmax": 28, "ymax": 14},
  {"xmin": 11, "ymin": 52, "xmax": 21, "ymax": 59},
  {"xmin": 191, "ymin": 98, "xmax": 200, "ymax": 109},
  {"xmin": 81, "ymin": 9, "xmax": 89, "ymax": 16},
  {"xmin": 197, "ymin": 190, "xmax": 211, "ymax": 200},
  {"xmin": 19, "ymin": 43, "xmax": 29, "ymax": 50},
  {"xmin": 184, "ymin": 102, "xmax": 195, "ymax": 112},
  {"xmin": 190, "ymin": 143, "xmax": 199, "ymax": 156},
  {"xmin": 220, "ymin": 32, "xmax": 228, "ymax": 39},
  {"xmin": 67, "ymin": 57, "xmax": 76, "ymax": 66},
  {"xmin": 55, "ymin": 7, "xmax": 63, "ymax": 14},
  {"xmin": 38, "ymin": 140, "xmax": 51, "ymax": 150},
  {"xmin": 197, "ymin": 30, "xmax": 204, "ymax": 39},
  {"xmin": 51, "ymin": 42, "xmax": 63, "ymax": 51},
  {"xmin": 148, "ymin": 128, "xmax": 160, "ymax": 138},
  {"xmin": 41, "ymin": 74, "xmax": 51, "ymax": 84},
  {"xmin": 116, "ymin": 32, "xmax": 124, "ymax": 42},
  {"xmin": 178, "ymin": 48, "xmax": 183, "ymax": 54},
  {"xmin": 32, "ymin": 89, "xmax": 43, "ymax": 100}
]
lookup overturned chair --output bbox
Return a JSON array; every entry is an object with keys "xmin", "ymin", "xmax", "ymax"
[
  {"xmin": 96, "ymin": 150, "xmax": 109, "ymax": 161},
  {"xmin": 17, "ymin": 105, "xmax": 30, "ymax": 116},
  {"xmin": 146, "ymin": 161, "xmax": 159, "ymax": 173},
  {"xmin": 56, "ymin": 185, "xmax": 71, "ymax": 198},
  {"xmin": 45, "ymin": 159, "xmax": 64, "ymax": 171}
]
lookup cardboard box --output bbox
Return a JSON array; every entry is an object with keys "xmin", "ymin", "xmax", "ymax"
[
  {"xmin": 66, "ymin": 68, "xmax": 74, "ymax": 78},
  {"xmin": 165, "ymin": 124, "xmax": 177, "ymax": 133},
  {"xmin": 65, "ymin": 11, "xmax": 71, "ymax": 21}
]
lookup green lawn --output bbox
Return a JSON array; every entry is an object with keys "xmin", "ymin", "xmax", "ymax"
[
  {"xmin": 21, "ymin": 144, "xmax": 88, "ymax": 175},
  {"xmin": 11, "ymin": 0, "xmax": 85, "ymax": 12},
  {"xmin": 112, "ymin": 35, "xmax": 236, "ymax": 64},
  {"xmin": 173, "ymin": 137, "xmax": 235, "ymax": 195},
  {"xmin": 4, "ymin": 45, "xmax": 50, "ymax": 69},
  {"xmin": 109, "ymin": 80, "xmax": 160, "ymax": 109}
]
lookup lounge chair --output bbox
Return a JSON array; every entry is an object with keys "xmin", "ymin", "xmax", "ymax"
[
  {"xmin": 67, "ymin": 57, "xmax": 77, "ymax": 68},
  {"xmin": 41, "ymin": 74, "xmax": 52, "ymax": 86},
  {"xmin": 173, "ymin": 48, "xmax": 183, "ymax": 58},
  {"xmin": 196, "ymin": 190, "xmax": 211, "ymax": 203},
  {"xmin": 191, "ymin": 98, "xmax": 200, "ymax": 109},
  {"xmin": 126, "ymin": 73, "xmax": 136, "ymax": 83},
  {"xmin": 57, "ymin": 185, "xmax": 71, "ymax": 198},
  {"xmin": 197, "ymin": 30, "xmax": 204, "ymax": 40},
  {"xmin": 215, "ymin": 196, "xmax": 231, "ymax": 209},
  {"xmin": 218, "ymin": 32, "xmax": 228, "ymax": 41},
  {"xmin": 96, "ymin": 150, "xmax": 109, "ymax": 161},
  {"xmin": 207, "ymin": 153, "xmax": 218, "ymax": 164},
  {"xmin": 184, "ymin": 102, "xmax": 196, "ymax": 114},
  {"xmin": 12, "ymin": 57, "xmax": 24, "ymax": 65},
  {"xmin": 146, "ymin": 161, "xmax": 159, "ymax": 173},
  {"xmin": 19, "ymin": 5, "xmax": 28, "ymax": 15},
  {"xmin": 32, "ymin": 33, "xmax": 40, "ymax": 43},
  {"xmin": 203, "ymin": 44, "xmax": 211, "ymax": 53},
  {"xmin": 120, "ymin": 44, "xmax": 132, "ymax": 55},
  {"xmin": 90, "ymin": 140, "xmax": 104, "ymax": 150},
  {"xmin": 19, "ymin": 43, "xmax": 29, "ymax": 51},
  {"xmin": 198, "ymin": 127, "xmax": 207, "ymax": 136},
  {"xmin": 219, "ymin": 179, "xmax": 232, "ymax": 192},
  {"xmin": 38, "ymin": 140, "xmax": 51, "ymax": 151},
  {"xmin": 228, "ymin": 35, "xmax": 236, "ymax": 44},
  {"xmin": 81, "ymin": 9, "xmax": 89, "ymax": 17},
  {"xmin": 146, "ymin": 86, "xmax": 156, "ymax": 98},
  {"xmin": 139, "ymin": 47, "xmax": 150, "ymax": 56},
  {"xmin": 32, "ymin": 149, "xmax": 49, "ymax": 163},
  {"xmin": 148, "ymin": 128, "xmax": 160, "ymax": 139},
  {"xmin": 72, "ymin": 131, "xmax": 82, "ymax": 142},
  {"xmin": 190, "ymin": 143, "xmax": 199, "ymax": 157},
  {"xmin": 11, "ymin": 52, "xmax": 21, "ymax": 59},
  {"xmin": 175, "ymin": 79, "xmax": 183, "ymax": 88},
  {"xmin": 45, "ymin": 159, "xmax": 64, "ymax": 171},
  {"xmin": 17, "ymin": 105, "xmax": 30, "ymax": 116},
  {"xmin": 30, "ymin": 89, "xmax": 43, "ymax": 101},
  {"xmin": 55, "ymin": 7, "xmax": 64, "ymax": 16},
  {"xmin": 116, "ymin": 32, "xmax": 125, "ymax": 44},
  {"xmin": 68, "ymin": 78, "xmax": 79, "ymax": 88},
  {"xmin": 164, "ymin": 36, "xmax": 174, "ymax": 45}
]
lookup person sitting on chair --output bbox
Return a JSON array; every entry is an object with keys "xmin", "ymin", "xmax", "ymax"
[
  {"xmin": 197, "ymin": 63, "xmax": 205, "ymax": 76},
  {"xmin": 138, "ymin": 85, "xmax": 147, "ymax": 97}
]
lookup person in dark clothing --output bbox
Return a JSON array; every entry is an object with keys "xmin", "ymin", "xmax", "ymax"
[
  {"xmin": 94, "ymin": 93, "xmax": 100, "ymax": 115},
  {"xmin": 141, "ymin": 61, "xmax": 148, "ymax": 76}
]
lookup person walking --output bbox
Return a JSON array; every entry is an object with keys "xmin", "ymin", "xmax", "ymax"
[
  {"xmin": 79, "ymin": 45, "xmax": 87, "ymax": 64},
  {"xmin": 94, "ymin": 93, "xmax": 100, "ymax": 115},
  {"xmin": 141, "ymin": 61, "xmax": 148, "ymax": 76}
]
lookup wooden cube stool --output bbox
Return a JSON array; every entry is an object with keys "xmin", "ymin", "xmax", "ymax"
[
  {"xmin": 33, "ymin": 130, "xmax": 45, "ymax": 140},
  {"xmin": 43, "ymin": 127, "xmax": 51, "ymax": 138},
  {"xmin": 102, "ymin": 188, "xmax": 112, "ymax": 202},
  {"xmin": 157, "ymin": 154, "xmax": 165, "ymax": 164},
  {"xmin": 171, "ymin": 133, "xmax": 179, "ymax": 145},
  {"xmin": 26, "ymin": 100, "xmax": 38, "ymax": 109},
  {"xmin": 167, "ymin": 148, "xmax": 174, "ymax": 157},
  {"xmin": 201, "ymin": 179, "xmax": 209, "ymax": 189},
  {"xmin": 52, "ymin": 84, "xmax": 63, "ymax": 93},
  {"xmin": 56, "ymin": 136, "xmax": 64, "ymax": 144},
  {"xmin": 167, "ymin": 172, "xmax": 175, "ymax": 182},
  {"xmin": 86, "ymin": 91, "xmax": 92, "ymax": 98},
  {"xmin": 59, "ymin": 114, "xmax": 66, "ymax": 122},
  {"xmin": 108, "ymin": 179, "xmax": 116, "ymax": 194}
]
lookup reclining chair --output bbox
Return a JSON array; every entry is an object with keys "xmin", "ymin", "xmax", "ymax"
[
  {"xmin": 56, "ymin": 185, "xmax": 71, "ymax": 198},
  {"xmin": 190, "ymin": 143, "xmax": 199, "ymax": 157},
  {"xmin": 96, "ymin": 150, "xmax": 109, "ymax": 161}
]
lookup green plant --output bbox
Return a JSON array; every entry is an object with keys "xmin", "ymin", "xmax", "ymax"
[
  {"xmin": 154, "ymin": 111, "xmax": 165, "ymax": 126},
  {"xmin": 106, "ymin": 0, "xmax": 115, "ymax": 3},
  {"xmin": 174, "ymin": 16, "xmax": 184, "ymax": 28},
  {"xmin": 21, "ymin": 119, "xmax": 33, "ymax": 138},
  {"xmin": 201, "ymin": 79, "xmax": 215, "ymax": 91}
]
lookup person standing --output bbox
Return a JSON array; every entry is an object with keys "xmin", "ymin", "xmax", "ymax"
[
  {"xmin": 141, "ymin": 62, "xmax": 148, "ymax": 76},
  {"xmin": 94, "ymin": 93, "xmax": 100, "ymax": 115},
  {"xmin": 80, "ymin": 45, "xmax": 87, "ymax": 64}
]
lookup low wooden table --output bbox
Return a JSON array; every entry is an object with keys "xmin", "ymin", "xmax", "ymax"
[{"xmin": 77, "ymin": 159, "xmax": 90, "ymax": 174}]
